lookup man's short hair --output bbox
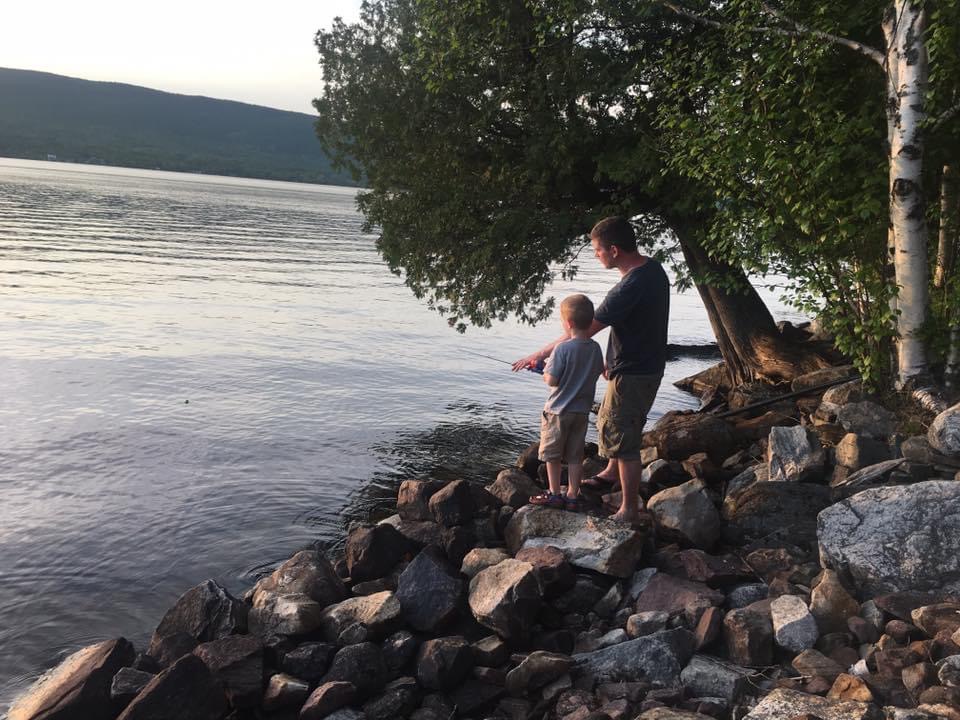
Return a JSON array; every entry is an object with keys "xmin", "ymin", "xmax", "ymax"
[
  {"xmin": 560, "ymin": 294, "xmax": 595, "ymax": 330},
  {"xmin": 591, "ymin": 216, "xmax": 637, "ymax": 252}
]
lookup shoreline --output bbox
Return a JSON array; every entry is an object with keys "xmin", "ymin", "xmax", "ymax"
[{"xmin": 9, "ymin": 357, "xmax": 960, "ymax": 720}]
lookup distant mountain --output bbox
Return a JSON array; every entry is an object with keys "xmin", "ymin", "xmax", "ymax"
[{"xmin": 0, "ymin": 68, "xmax": 355, "ymax": 185}]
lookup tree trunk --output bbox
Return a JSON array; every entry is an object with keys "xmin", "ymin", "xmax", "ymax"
[
  {"xmin": 674, "ymin": 226, "xmax": 835, "ymax": 386},
  {"xmin": 884, "ymin": 1, "xmax": 931, "ymax": 386},
  {"xmin": 946, "ymin": 324, "xmax": 960, "ymax": 393},
  {"xmin": 934, "ymin": 163, "xmax": 958, "ymax": 291}
]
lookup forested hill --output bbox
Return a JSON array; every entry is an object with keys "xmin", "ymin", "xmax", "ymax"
[{"xmin": 0, "ymin": 68, "xmax": 355, "ymax": 185}]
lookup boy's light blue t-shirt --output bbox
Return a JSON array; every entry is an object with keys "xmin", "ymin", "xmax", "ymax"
[{"xmin": 544, "ymin": 338, "xmax": 605, "ymax": 415}]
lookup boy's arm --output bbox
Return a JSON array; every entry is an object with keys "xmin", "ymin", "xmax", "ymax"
[
  {"xmin": 543, "ymin": 370, "xmax": 559, "ymax": 387},
  {"xmin": 511, "ymin": 319, "xmax": 607, "ymax": 372}
]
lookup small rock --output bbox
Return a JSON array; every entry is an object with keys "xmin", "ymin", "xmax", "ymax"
[
  {"xmin": 834, "ymin": 433, "xmax": 891, "ymax": 471},
  {"xmin": 743, "ymin": 687, "xmax": 875, "ymax": 720},
  {"xmin": 300, "ymin": 681, "xmax": 356, "ymax": 720},
  {"xmin": 148, "ymin": 580, "xmax": 246, "ymax": 662},
  {"xmin": 723, "ymin": 600, "xmax": 773, "ymax": 666},
  {"xmin": 429, "ymin": 479, "xmax": 476, "ymax": 527},
  {"xmin": 837, "ymin": 401, "xmax": 896, "ymax": 440},
  {"xmin": 827, "ymin": 673, "xmax": 874, "ymax": 703},
  {"xmin": 505, "ymin": 651, "xmax": 573, "ymax": 694},
  {"xmin": 397, "ymin": 479, "xmax": 443, "ymax": 520},
  {"xmin": 635, "ymin": 573, "xmax": 725, "ymax": 627},
  {"xmin": 383, "ymin": 630, "xmax": 419, "ymax": 674},
  {"xmin": 911, "ymin": 603, "xmax": 960, "ymax": 637},
  {"xmin": 320, "ymin": 590, "xmax": 401, "ymax": 641},
  {"xmin": 252, "ymin": 549, "xmax": 348, "ymax": 609},
  {"xmin": 572, "ymin": 628, "xmax": 696, "ymax": 687},
  {"xmin": 939, "ymin": 654, "xmax": 960, "ymax": 686},
  {"xmin": 461, "ymin": 548, "xmax": 511, "ymax": 578},
  {"xmin": 395, "ymin": 545, "xmax": 465, "ymax": 633},
  {"xmin": 280, "ymin": 641, "xmax": 335, "ymax": 681},
  {"xmin": 472, "ymin": 635, "xmax": 509, "ymax": 667},
  {"xmin": 647, "ymin": 479, "xmax": 721, "ymax": 549},
  {"xmin": 321, "ymin": 641, "xmax": 387, "ymax": 694},
  {"xmin": 362, "ymin": 676, "xmax": 419, "ymax": 720},
  {"xmin": 486, "ymin": 468, "xmax": 543, "ymax": 508},
  {"xmin": 417, "ymin": 636, "xmax": 473, "ymax": 691},
  {"xmin": 627, "ymin": 611, "xmax": 671, "ymax": 638},
  {"xmin": 110, "ymin": 667, "xmax": 154, "ymax": 705},
  {"xmin": 767, "ymin": 426, "xmax": 826, "ymax": 482},
  {"xmin": 262, "ymin": 672, "xmax": 310, "ymax": 712},
  {"xmin": 192, "ymin": 634, "xmax": 263, "ymax": 709},
  {"xmin": 771, "ymin": 595, "xmax": 820, "ymax": 652},
  {"xmin": 515, "ymin": 545, "xmax": 576, "ymax": 598},
  {"xmin": 928, "ymin": 401, "xmax": 960, "ymax": 457},
  {"xmin": 115, "ymin": 655, "xmax": 227, "ymax": 720},
  {"xmin": 345, "ymin": 523, "xmax": 410, "ymax": 582},
  {"xmin": 792, "ymin": 649, "xmax": 845, "ymax": 682},
  {"xmin": 680, "ymin": 654, "xmax": 758, "ymax": 703}
]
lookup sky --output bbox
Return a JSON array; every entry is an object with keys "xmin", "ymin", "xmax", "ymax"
[{"xmin": 0, "ymin": 0, "xmax": 363, "ymax": 114}]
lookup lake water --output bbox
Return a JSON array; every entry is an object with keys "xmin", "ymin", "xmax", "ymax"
[{"xmin": 0, "ymin": 158, "xmax": 800, "ymax": 707}]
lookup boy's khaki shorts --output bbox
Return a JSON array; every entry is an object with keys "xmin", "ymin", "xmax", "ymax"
[
  {"xmin": 539, "ymin": 411, "xmax": 589, "ymax": 464},
  {"xmin": 597, "ymin": 373, "xmax": 662, "ymax": 460}
]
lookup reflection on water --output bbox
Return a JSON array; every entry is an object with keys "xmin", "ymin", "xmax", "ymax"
[{"xmin": 0, "ymin": 158, "xmax": 802, "ymax": 707}]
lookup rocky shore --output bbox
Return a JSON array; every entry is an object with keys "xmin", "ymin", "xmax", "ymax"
[{"xmin": 9, "ymin": 363, "xmax": 960, "ymax": 720}]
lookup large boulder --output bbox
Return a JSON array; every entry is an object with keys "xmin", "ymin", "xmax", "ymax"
[
  {"xmin": 115, "ymin": 655, "xmax": 228, "ymax": 720},
  {"xmin": 468, "ymin": 559, "xmax": 541, "ymax": 639},
  {"xmin": 8, "ymin": 638, "xmax": 135, "ymax": 720},
  {"xmin": 429, "ymin": 479, "xmax": 476, "ymax": 527},
  {"xmin": 319, "ymin": 591, "xmax": 401, "ymax": 641},
  {"xmin": 572, "ymin": 628, "xmax": 696, "ymax": 687},
  {"xmin": 723, "ymin": 481, "xmax": 831, "ymax": 548},
  {"xmin": 505, "ymin": 505, "xmax": 645, "ymax": 578},
  {"xmin": 644, "ymin": 412, "xmax": 736, "ymax": 463},
  {"xmin": 818, "ymin": 481, "xmax": 960, "ymax": 596},
  {"xmin": 252, "ymin": 550, "xmax": 347, "ymax": 609},
  {"xmin": 929, "ymin": 401, "xmax": 960, "ymax": 458},
  {"xmin": 767, "ymin": 426, "xmax": 826, "ymax": 482},
  {"xmin": 647, "ymin": 479, "xmax": 721, "ymax": 549},
  {"xmin": 344, "ymin": 524, "xmax": 410, "ymax": 582},
  {"xmin": 147, "ymin": 580, "xmax": 246, "ymax": 664},
  {"xmin": 395, "ymin": 546, "xmax": 465, "ymax": 633},
  {"xmin": 743, "ymin": 688, "xmax": 877, "ymax": 720}
]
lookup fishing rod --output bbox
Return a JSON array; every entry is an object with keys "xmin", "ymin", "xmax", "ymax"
[{"xmin": 460, "ymin": 349, "xmax": 544, "ymax": 374}]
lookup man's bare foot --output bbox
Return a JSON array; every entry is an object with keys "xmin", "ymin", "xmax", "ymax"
[
  {"xmin": 609, "ymin": 509, "xmax": 640, "ymax": 525},
  {"xmin": 582, "ymin": 473, "xmax": 618, "ymax": 489}
]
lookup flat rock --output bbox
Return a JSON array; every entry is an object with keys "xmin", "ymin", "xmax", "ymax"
[
  {"xmin": 115, "ymin": 654, "xmax": 227, "ymax": 720},
  {"xmin": 928, "ymin": 401, "xmax": 960, "ymax": 457},
  {"xmin": 148, "ymin": 580, "xmax": 246, "ymax": 662},
  {"xmin": 635, "ymin": 573, "xmax": 725, "ymax": 627},
  {"xmin": 8, "ymin": 638, "xmax": 135, "ymax": 720},
  {"xmin": 647, "ymin": 479, "xmax": 721, "ymax": 549},
  {"xmin": 818, "ymin": 481, "xmax": 960, "ymax": 596},
  {"xmin": 486, "ymin": 468, "xmax": 543, "ymax": 508},
  {"xmin": 793, "ymin": 649, "xmax": 845, "ymax": 681},
  {"xmin": 680, "ymin": 654, "xmax": 758, "ymax": 703},
  {"xmin": 743, "ymin": 688, "xmax": 877, "ymax": 720},
  {"xmin": 663, "ymin": 549, "xmax": 753, "ymax": 588},
  {"xmin": 771, "ymin": 595, "xmax": 819, "ymax": 652},
  {"xmin": 252, "ymin": 549, "xmax": 347, "ymax": 610},
  {"xmin": 320, "ymin": 590, "xmax": 401, "ymax": 641},
  {"xmin": 505, "ymin": 505, "xmax": 644, "ymax": 578},
  {"xmin": 248, "ymin": 592, "xmax": 326, "ymax": 640},
  {"xmin": 912, "ymin": 603, "xmax": 960, "ymax": 637},
  {"xmin": 505, "ymin": 651, "xmax": 573, "ymax": 694},
  {"xmin": 468, "ymin": 559, "xmax": 541, "ymax": 639},
  {"xmin": 767, "ymin": 426, "xmax": 826, "ymax": 482},
  {"xmin": 461, "ymin": 548, "xmax": 511, "ymax": 578},
  {"xmin": 572, "ymin": 628, "xmax": 696, "ymax": 687},
  {"xmin": 394, "ymin": 545, "xmax": 465, "ymax": 634}
]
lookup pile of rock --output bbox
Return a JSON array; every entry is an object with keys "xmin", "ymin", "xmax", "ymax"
[{"xmin": 10, "ymin": 375, "xmax": 960, "ymax": 720}]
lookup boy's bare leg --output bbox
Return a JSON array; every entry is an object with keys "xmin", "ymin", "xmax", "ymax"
[
  {"xmin": 545, "ymin": 460, "xmax": 564, "ymax": 496},
  {"xmin": 566, "ymin": 461, "xmax": 583, "ymax": 499},
  {"xmin": 611, "ymin": 458, "xmax": 642, "ymax": 523}
]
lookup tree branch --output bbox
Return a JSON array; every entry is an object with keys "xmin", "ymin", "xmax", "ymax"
[
  {"xmin": 657, "ymin": 1, "xmax": 885, "ymax": 68},
  {"xmin": 930, "ymin": 101, "xmax": 960, "ymax": 133}
]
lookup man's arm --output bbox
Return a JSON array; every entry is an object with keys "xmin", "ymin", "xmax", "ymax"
[{"xmin": 511, "ymin": 319, "xmax": 607, "ymax": 372}]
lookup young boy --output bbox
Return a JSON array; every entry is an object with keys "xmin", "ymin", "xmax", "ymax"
[{"xmin": 529, "ymin": 294, "xmax": 605, "ymax": 511}]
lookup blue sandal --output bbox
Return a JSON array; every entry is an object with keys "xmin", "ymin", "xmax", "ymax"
[{"xmin": 529, "ymin": 492, "xmax": 565, "ymax": 509}]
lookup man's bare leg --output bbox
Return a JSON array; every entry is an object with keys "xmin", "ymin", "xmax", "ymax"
[
  {"xmin": 611, "ymin": 458, "xmax": 643, "ymax": 523},
  {"xmin": 592, "ymin": 458, "xmax": 619, "ymax": 482}
]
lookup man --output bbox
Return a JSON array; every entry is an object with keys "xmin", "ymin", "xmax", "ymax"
[{"xmin": 513, "ymin": 216, "xmax": 670, "ymax": 523}]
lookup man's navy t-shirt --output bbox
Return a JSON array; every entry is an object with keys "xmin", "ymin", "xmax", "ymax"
[{"xmin": 594, "ymin": 259, "xmax": 670, "ymax": 378}]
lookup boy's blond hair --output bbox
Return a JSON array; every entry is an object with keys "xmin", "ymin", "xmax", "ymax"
[{"xmin": 560, "ymin": 294, "xmax": 594, "ymax": 331}]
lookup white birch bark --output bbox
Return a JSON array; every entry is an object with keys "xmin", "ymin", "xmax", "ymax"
[
  {"xmin": 934, "ymin": 164, "xmax": 958, "ymax": 290},
  {"xmin": 885, "ymin": 1, "xmax": 931, "ymax": 386}
]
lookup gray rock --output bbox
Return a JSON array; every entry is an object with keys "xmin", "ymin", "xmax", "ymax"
[
  {"xmin": 573, "ymin": 628, "xmax": 696, "ymax": 687},
  {"xmin": 505, "ymin": 651, "xmax": 573, "ymax": 694},
  {"xmin": 321, "ymin": 641, "xmax": 387, "ymax": 694},
  {"xmin": 929, "ymin": 401, "xmax": 960, "ymax": 458},
  {"xmin": 505, "ymin": 505, "xmax": 645, "ymax": 578},
  {"xmin": 837, "ymin": 401, "xmax": 897, "ymax": 440},
  {"xmin": 9, "ymin": 638, "xmax": 135, "ymax": 720},
  {"xmin": 280, "ymin": 641, "xmax": 335, "ymax": 681},
  {"xmin": 724, "ymin": 466, "xmax": 758, "ymax": 509},
  {"xmin": 363, "ymin": 676, "xmax": 419, "ymax": 720},
  {"xmin": 723, "ymin": 481, "xmax": 831, "ymax": 548},
  {"xmin": 593, "ymin": 582, "xmax": 624, "ymax": 618},
  {"xmin": 396, "ymin": 545, "xmax": 465, "ymax": 633},
  {"xmin": 249, "ymin": 592, "xmax": 326, "ymax": 640},
  {"xmin": 468, "ymin": 559, "xmax": 541, "ymax": 639},
  {"xmin": 319, "ymin": 590, "xmax": 401, "ymax": 641},
  {"xmin": 627, "ymin": 567, "xmax": 659, "ymax": 601},
  {"xmin": 486, "ymin": 468, "xmax": 543, "ymax": 508},
  {"xmin": 770, "ymin": 595, "xmax": 819, "ymax": 652},
  {"xmin": 743, "ymin": 688, "xmax": 877, "ymax": 719},
  {"xmin": 767, "ymin": 426, "xmax": 826, "ymax": 482},
  {"xmin": 647, "ymin": 479, "xmax": 721, "ymax": 549},
  {"xmin": 148, "ymin": 580, "xmax": 246, "ymax": 662},
  {"xmin": 252, "ymin": 550, "xmax": 347, "ymax": 610},
  {"xmin": 110, "ymin": 667, "xmax": 154, "ymax": 705},
  {"xmin": 262, "ymin": 672, "xmax": 310, "ymax": 712},
  {"xmin": 680, "ymin": 654, "xmax": 758, "ymax": 703},
  {"xmin": 830, "ymin": 458, "xmax": 906, "ymax": 498},
  {"xmin": 726, "ymin": 583, "xmax": 769, "ymax": 609},
  {"xmin": 115, "ymin": 655, "xmax": 227, "ymax": 720},
  {"xmin": 818, "ymin": 481, "xmax": 960, "ymax": 596},
  {"xmin": 192, "ymin": 634, "xmax": 263, "ymax": 709},
  {"xmin": 823, "ymin": 380, "xmax": 865, "ymax": 407},
  {"xmin": 460, "ymin": 548, "xmax": 511, "ymax": 578},
  {"xmin": 938, "ymin": 655, "xmax": 960, "ymax": 687},
  {"xmin": 642, "ymin": 459, "xmax": 672, "ymax": 486},
  {"xmin": 626, "ymin": 611, "xmax": 671, "ymax": 638}
]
